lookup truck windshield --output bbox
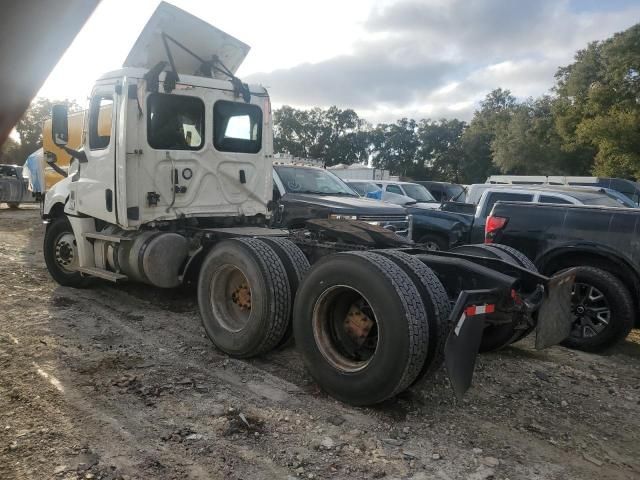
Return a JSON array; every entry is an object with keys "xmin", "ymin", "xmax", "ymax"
[
  {"xmin": 349, "ymin": 182, "xmax": 381, "ymax": 196},
  {"xmin": 582, "ymin": 194, "xmax": 631, "ymax": 207},
  {"xmin": 275, "ymin": 166, "xmax": 357, "ymax": 196},
  {"xmin": 402, "ymin": 184, "xmax": 437, "ymax": 203}
]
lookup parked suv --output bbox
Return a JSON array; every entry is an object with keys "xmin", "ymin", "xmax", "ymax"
[
  {"xmin": 415, "ymin": 181, "xmax": 465, "ymax": 203},
  {"xmin": 375, "ymin": 181, "xmax": 440, "ymax": 208},
  {"xmin": 272, "ymin": 165, "xmax": 409, "ymax": 235},
  {"xmin": 466, "ymin": 183, "xmax": 636, "ymax": 207}
]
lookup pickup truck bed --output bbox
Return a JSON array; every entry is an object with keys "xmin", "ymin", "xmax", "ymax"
[{"xmin": 487, "ymin": 201, "xmax": 640, "ymax": 351}]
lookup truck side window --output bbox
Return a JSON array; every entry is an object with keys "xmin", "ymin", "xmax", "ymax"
[
  {"xmin": 214, "ymin": 100, "xmax": 262, "ymax": 154},
  {"xmin": 387, "ymin": 184, "xmax": 403, "ymax": 195},
  {"xmin": 89, "ymin": 95, "xmax": 113, "ymax": 150},
  {"xmin": 539, "ymin": 195, "xmax": 572, "ymax": 204},
  {"xmin": 147, "ymin": 93, "xmax": 204, "ymax": 150},
  {"xmin": 483, "ymin": 192, "xmax": 534, "ymax": 217}
]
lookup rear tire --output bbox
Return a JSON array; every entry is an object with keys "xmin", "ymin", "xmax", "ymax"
[
  {"xmin": 376, "ymin": 249, "xmax": 451, "ymax": 381},
  {"xmin": 449, "ymin": 243, "xmax": 537, "ymax": 351},
  {"xmin": 257, "ymin": 237, "xmax": 310, "ymax": 346},
  {"xmin": 43, "ymin": 216, "xmax": 93, "ymax": 288},
  {"xmin": 293, "ymin": 251, "xmax": 429, "ymax": 405},
  {"xmin": 559, "ymin": 266, "xmax": 634, "ymax": 352},
  {"xmin": 198, "ymin": 238, "xmax": 291, "ymax": 358},
  {"xmin": 7, "ymin": 203, "xmax": 19, "ymax": 209},
  {"xmin": 483, "ymin": 243, "xmax": 536, "ymax": 271}
]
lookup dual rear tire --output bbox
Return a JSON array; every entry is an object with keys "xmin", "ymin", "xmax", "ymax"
[
  {"xmin": 293, "ymin": 250, "xmax": 450, "ymax": 405},
  {"xmin": 197, "ymin": 240, "xmax": 450, "ymax": 405}
]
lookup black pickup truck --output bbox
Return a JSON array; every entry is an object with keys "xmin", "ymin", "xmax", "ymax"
[
  {"xmin": 271, "ymin": 165, "xmax": 409, "ymax": 235},
  {"xmin": 485, "ymin": 201, "xmax": 640, "ymax": 351}
]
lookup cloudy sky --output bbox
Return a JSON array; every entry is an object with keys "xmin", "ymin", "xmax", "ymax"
[{"xmin": 40, "ymin": 0, "xmax": 640, "ymax": 123}]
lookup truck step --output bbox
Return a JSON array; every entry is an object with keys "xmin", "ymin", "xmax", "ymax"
[
  {"xmin": 76, "ymin": 267, "xmax": 128, "ymax": 282},
  {"xmin": 84, "ymin": 232, "xmax": 131, "ymax": 243}
]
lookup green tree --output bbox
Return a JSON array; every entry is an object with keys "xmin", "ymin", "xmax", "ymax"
[
  {"xmin": 273, "ymin": 105, "xmax": 370, "ymax": 166},
  {"xmin": 0, "ymin": 137, "xmax": 21, "ymax": 165},
  {"xmin": 492, "ymin": 96, "xmax": 592, "ymax": 175},
  {"xmin": 460, "ymin": 88, "xmax": 516, "ymax": 182},
  {"xmin": 370, "ymin": 118, "xmax": 420, "ymax": 177},
  {"xmin": 554, "ymin": 23, "xmax": 640, "ymax": 177},
  {"xmin": 416, "ymin": 119, "xmax": 467, "ymax": 182},
  {"xmin": 15, "ymin": 97, "xmax": 81, "ymax": 161}
]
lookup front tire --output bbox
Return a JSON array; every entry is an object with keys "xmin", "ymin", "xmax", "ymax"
[
  {"xmin": 43, "ymin": 216, "xmax": 92, "ymax": 288},
  {"xmin": 7, "ymin": 202, "xmax": 19, "ymax": 209},
  {"xmin": 417, "ymin": 233, "xmax": 447, "ymax": 251}
]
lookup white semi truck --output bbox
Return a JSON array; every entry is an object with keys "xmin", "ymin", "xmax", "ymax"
[{"xmin": 42, "ymin": 2, "xmax": 574, "ymax": 405}]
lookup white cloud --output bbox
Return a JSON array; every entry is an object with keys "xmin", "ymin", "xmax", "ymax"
[
  {"xmin": 38, "ymin": 0, "xmax": 640, "ymax": 123},
  {"xmin": 249, "ymin": 0, "xmax": 640, "ymax": 122}
]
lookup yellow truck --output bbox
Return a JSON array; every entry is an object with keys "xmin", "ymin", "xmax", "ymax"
[{"xmin": 41, "ymin": 106, "xmax": 111, "ymax": 191}]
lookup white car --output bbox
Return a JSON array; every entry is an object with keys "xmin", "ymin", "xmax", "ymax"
[{"xmin": 375, "ymin": 181, "xmax": 441, "ymax": 209}]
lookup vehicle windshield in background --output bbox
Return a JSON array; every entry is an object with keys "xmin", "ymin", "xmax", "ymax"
[
  {"xmin": 275, "ymin": 166, "xmax": 357, "ymax": 196},
  {"xmin": 603, "ymin": 190, "xmax": 637, "ymax": 207},
  {"xmin": 445, "ymin": 184, "xmax": 465, "ymax": 201},
  {"xmin": 582, "ymin": 193, "xmax": 631, "ymax": 207},
  {"xmin": 350, "ymin": 182, "xmax": 382, "ymax": 197},
  {"xmin": 403, "ymin": 184, "xmax": 437, "ymax": 203}
]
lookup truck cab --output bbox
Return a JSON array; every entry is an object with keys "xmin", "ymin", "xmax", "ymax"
[{"xmin": 46, "ymin": 69, "xmax": 272, "ymax": 228}]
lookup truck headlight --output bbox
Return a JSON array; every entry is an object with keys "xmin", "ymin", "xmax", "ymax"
[{"xmin": 329, "ymin": 214, "xmax": 358, "ymax": 220}]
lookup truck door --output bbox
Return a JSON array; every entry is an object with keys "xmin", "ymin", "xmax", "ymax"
[{"xmin": 75, "ymin": 85, "xmax": 118, "ymax": 224}]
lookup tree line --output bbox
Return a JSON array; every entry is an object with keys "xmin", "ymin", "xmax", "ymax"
[{"xmin": 2, "ymin": 23, "xmax": 637, "ymax": 184}]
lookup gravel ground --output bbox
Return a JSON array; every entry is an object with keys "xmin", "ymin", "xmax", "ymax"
[{"xmin": 1, "ymin": 205, "xmax": 639, "ymax": 480}]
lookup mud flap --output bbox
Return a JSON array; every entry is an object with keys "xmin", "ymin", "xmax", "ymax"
[
  {"xmin": 444, "ymin": 313, "xmax": 485, "ymax": 400},
  {"xmin": 444, "ymin": 290, "xmax": 498, "ymax": 400},
  {"xmin": 535, "ymin": 268, "xmax": 576, "ymax": 349}
]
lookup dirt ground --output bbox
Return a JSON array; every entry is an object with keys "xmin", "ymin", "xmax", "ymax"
[{"xmin": 1, "ymin": 205, "xmax": 639, "ymax": 480}]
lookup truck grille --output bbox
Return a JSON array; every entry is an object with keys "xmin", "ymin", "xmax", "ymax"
[
  {"xmin": 357, "ymin": 215, "xmax": 409, "ymax": 237},
  {"xmin": 358, "ymin": 215, "xmax": 408, "ymax": 222}
]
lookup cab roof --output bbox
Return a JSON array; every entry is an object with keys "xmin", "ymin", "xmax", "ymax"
[{"xmin": 97, "ymin": 67, "xmax": 268, "ymax": 96}]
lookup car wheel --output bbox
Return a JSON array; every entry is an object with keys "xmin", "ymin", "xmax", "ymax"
[
  {"xmin": 560, "ymin": 266, "xmax": 634, "ymax": 352},
  {"xmin": 417, "ymin": 234, "xmax": 447, "ymax": 251}
]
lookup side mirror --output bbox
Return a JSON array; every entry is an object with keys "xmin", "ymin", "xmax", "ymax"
[{"xmin": 51, "ymin": 104, "xmax": 69, "ymax": 146}]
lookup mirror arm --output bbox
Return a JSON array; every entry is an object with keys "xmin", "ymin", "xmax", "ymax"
[{"xmin": 61, "ymin": 146, "xmax": 87, "ymax": 163}]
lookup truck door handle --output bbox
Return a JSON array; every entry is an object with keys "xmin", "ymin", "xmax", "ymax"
[
  {"xmin": 239, "ymin": 170, "xmax": 246, "ymax": 184},
  {"xmin": 105, "ymin": 189, "xmax": 113, "ymax": 212}
]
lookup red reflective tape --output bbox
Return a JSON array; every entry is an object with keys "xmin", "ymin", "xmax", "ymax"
[{"xmin": 464, "ymin": 304, "xmax": 496, "ymax": 316}]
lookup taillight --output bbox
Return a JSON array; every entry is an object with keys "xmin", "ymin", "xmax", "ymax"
[{"xmin": 485, "ymin": 215, "xmax": 507, "ymax": 243}]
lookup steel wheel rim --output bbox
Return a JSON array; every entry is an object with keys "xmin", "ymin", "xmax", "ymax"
[
  {"xmin": 570, "ymin": 282, "xmax": 611, "ymax": 339},
  {"xmin": 54, "ymin": 232, "xmax": 78, "ymax": 273},
  {"xmin": 312, "ymin": 285, "xmax": 379, "ymax": 373},
  {"xmin": 210, "ymin": 264, "xmax": 252, "ymax": 332}
]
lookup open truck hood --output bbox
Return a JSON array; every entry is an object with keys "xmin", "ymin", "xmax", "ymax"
[{"xmin": 123, "ymin": 1, "xmax": 250, "ymax": 78}]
